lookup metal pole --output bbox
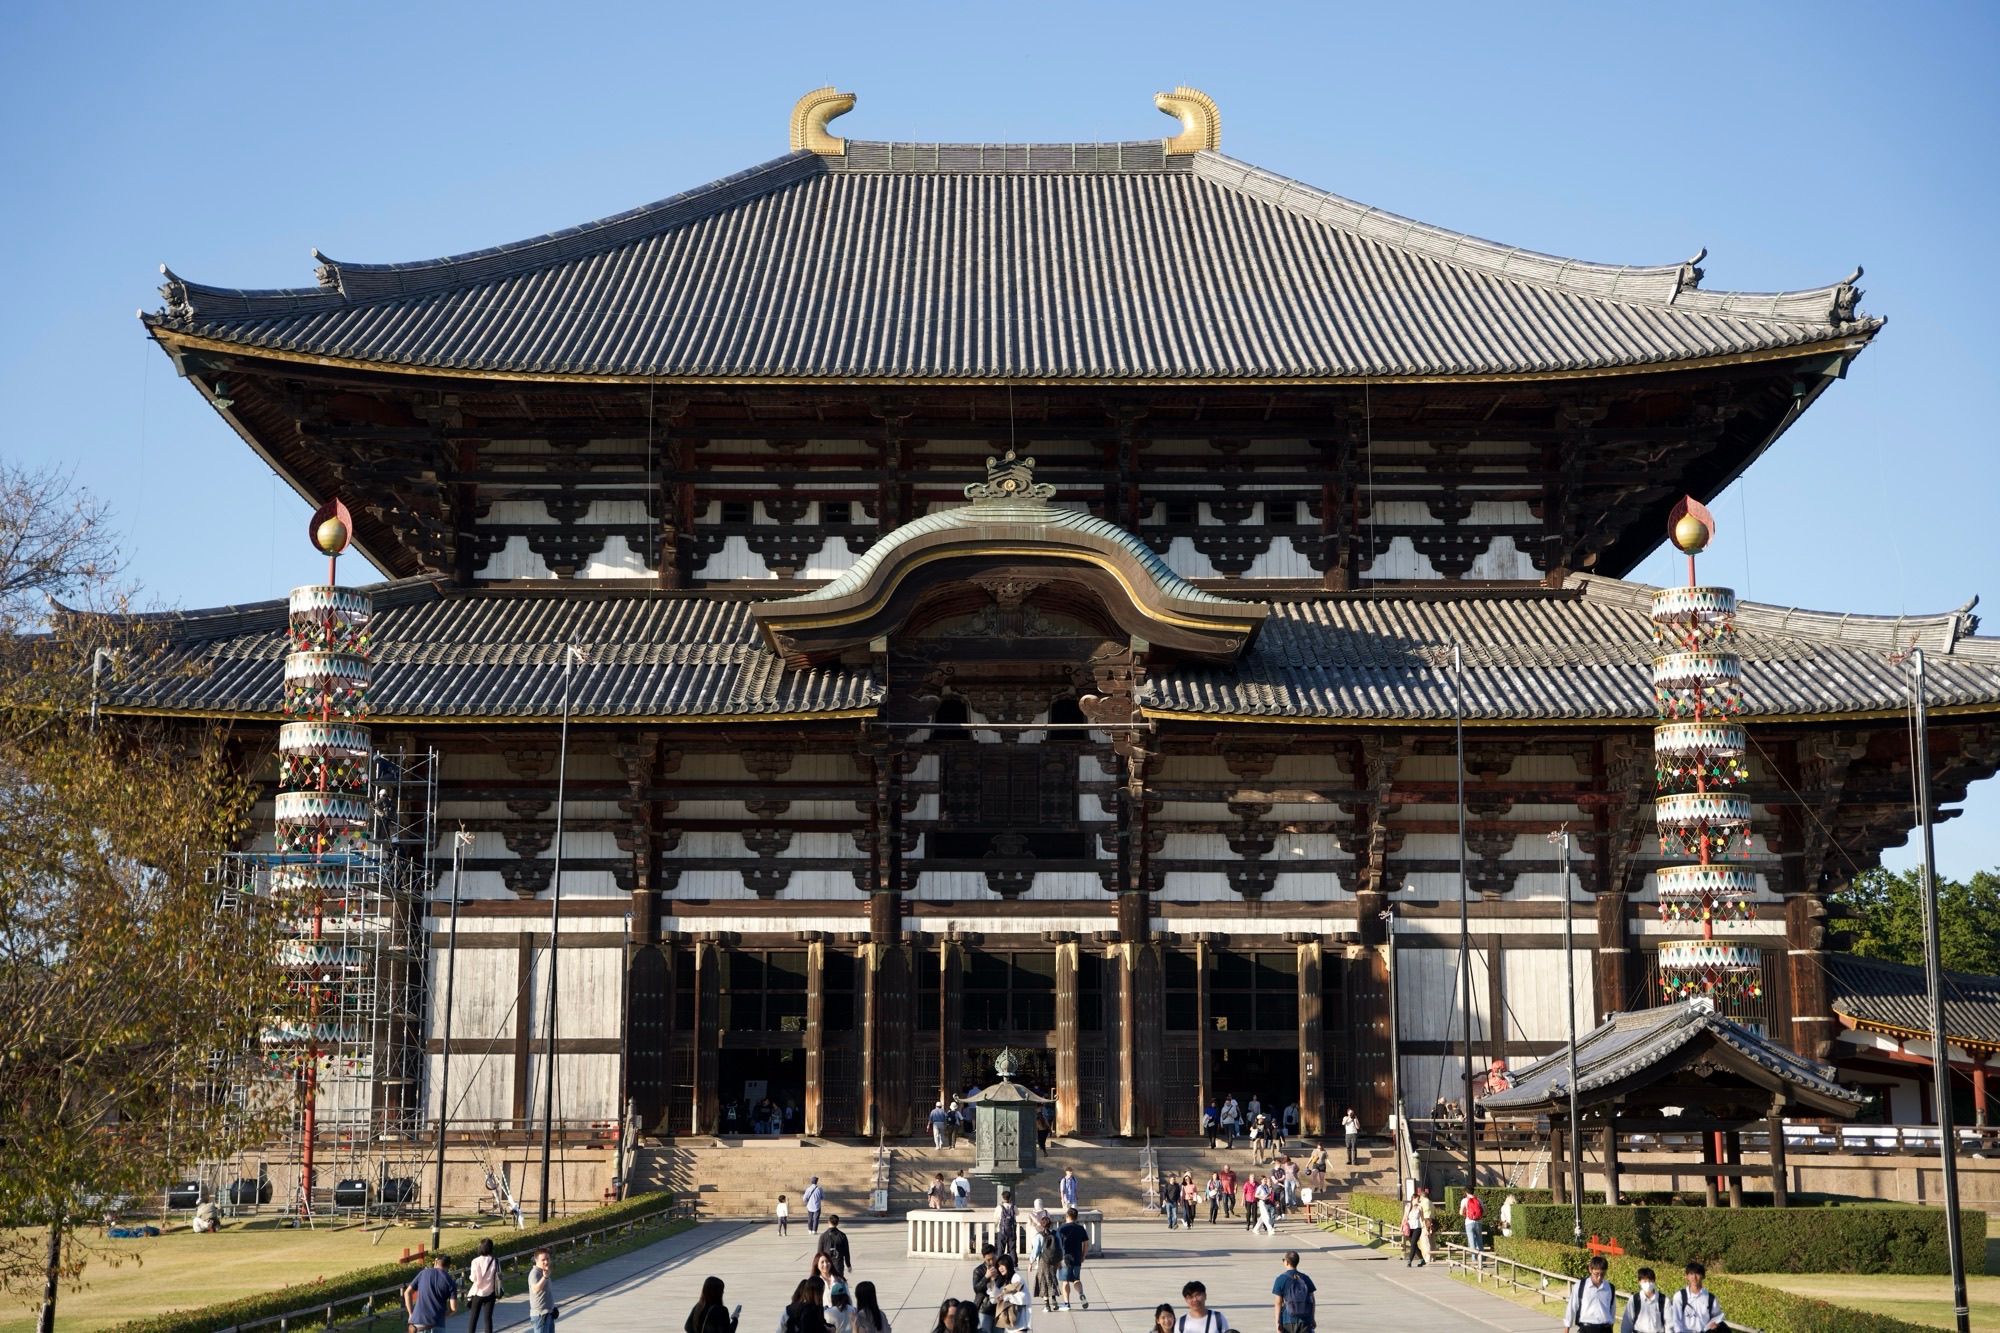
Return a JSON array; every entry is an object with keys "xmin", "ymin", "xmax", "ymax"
[
  {"xmin": 538, "ymin": 641, "xmax": 575, "ymax": 1222},
  {"xmin": 428, "ymin": 828, "xmax": 468, "ymax": 1252},
  {"xmin": 1910, "ymin": 648, "xmax": 1971, "ymax": 1333},
  {"xmin": 1453, "ymin": 644, "xmax": 1477, "ymax": 1189},
  {"xmin": 1557, "ymin": 827, "xmax": 1584, "ymax": 1243},
  {"xmin": 1384, "ymin": 901, "xmax": 1403, "ymax": 1199}
]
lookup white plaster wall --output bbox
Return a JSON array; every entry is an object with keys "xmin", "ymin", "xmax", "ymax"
[{"xmin": 1395, "ymin": 945, "xmax": 1492, "ymax": 1042}]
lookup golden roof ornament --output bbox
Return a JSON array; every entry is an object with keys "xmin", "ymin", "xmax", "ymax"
[
  {"xmin": 966, "ymin": 449, "xmax": 1056, "ymax": 503},
  {"xmin": 1155, "ymin": 86, "xmax": 1221, "ymax": 154},
  {"xmin": 790, "ymin": 86, "xmax": 855, "ymax": 156}
]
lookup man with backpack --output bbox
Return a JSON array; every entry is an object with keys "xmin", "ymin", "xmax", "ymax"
[
  {"xmin": 1665, "ymin": 1262, "xmax": 1725, "ymax": 1332},
  {"xmin": 1459, "ymin": 1184, "xmax": 1486, "ymax": 1253},
  {"xmin": 1270, "ymin": 1251, "xmax": 1315, "ymax": 1333},
  {"xmin": 1562, "ymin": 1254, "xmax": 1616, "ymax": 1333},
  {"xmin": 1178, "ymin": 1280, "xmax": 1229, "ymax": 1333}
]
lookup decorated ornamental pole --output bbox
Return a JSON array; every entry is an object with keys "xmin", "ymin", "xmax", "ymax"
[
  {"xmin": 271, "ymin": 499, "xmax": 373, "ymax": 1215},
  {"xmin": 1650, "ymin": 497, "xmax": 1761, "ymax": 1001}
]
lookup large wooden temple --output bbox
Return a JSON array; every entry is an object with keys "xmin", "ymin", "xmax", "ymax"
[{"xmin": 114, "ymin": 88, "xmax": 2000, "ymax": 1144}]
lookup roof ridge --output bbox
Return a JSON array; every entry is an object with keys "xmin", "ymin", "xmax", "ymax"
[
  {"xmin": 1193, "ymin": 152, "xmax": 1871, "ymax": 327},
  {"xmin": 1569, "ymin": 574, "xmax": 1999, "ymax": 657}
]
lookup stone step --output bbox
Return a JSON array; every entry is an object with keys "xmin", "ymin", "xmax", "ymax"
[{"xmin": 637, "ymin": 1140, "xmax": 1400, "ymax": 1218}]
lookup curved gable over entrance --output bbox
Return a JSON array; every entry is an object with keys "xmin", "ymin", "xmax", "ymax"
[{"xmin": 751, "ymin": 452, "xmax": 1266, "ymax": 667}]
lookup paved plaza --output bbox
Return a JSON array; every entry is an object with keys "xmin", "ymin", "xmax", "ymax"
[{"xmin": 471, "ymin": 1217, "xmax": 1555, "ymax": 1331}]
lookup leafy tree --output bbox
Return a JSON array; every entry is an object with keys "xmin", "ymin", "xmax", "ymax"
[
  {"xmin": 1834, "ymin": 866, "xmax": 2000, "ymax": 976},
  {"xmin": 0, "ymin": 462, "xmax": 285, "ymax": 1332}
]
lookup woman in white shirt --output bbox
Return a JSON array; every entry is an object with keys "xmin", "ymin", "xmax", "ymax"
[{"xmin": 465, "ymin": 1238, "xmax": 501, "ymax": 1333}]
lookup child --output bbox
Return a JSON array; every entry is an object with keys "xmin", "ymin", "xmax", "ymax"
[{"xmin": 776, "ymin": 1193, "xmax": 791, "ymax": 1236}]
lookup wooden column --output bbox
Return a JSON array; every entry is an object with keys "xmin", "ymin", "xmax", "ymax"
[
  {"xmin": 804, "ymin": 936, "xmax": 826, "ymax": 1136},
  {"xmin": 1116, "ymin": 893, "xmax": 1163, "ymax": 1136},
  {"xmin": 1768, "ymin": 1095, "xmax": 1790, "ymax": 1207},
  {"xmin": 1298, "ymin": 937, "xmax": 1326, "ymax": 1136},
  {"xmin": 692, "ymin": 937, "xmax": 721, "ymax": 1134},
  {"xmin": 1601, "ymin": 1118, "xmax": 1621, "ymax": 1204},
  {"xmin": 1973, "ymin": 1056, "xmax": 1991, "ymax": 1131},
  {"xmin": 1054, "ymin": 937, "xmax": 1080, "ymax": 1135},
  {"xmin": 1194, "ymin": 936, "xmax": 1211, "ymax": 1131},
  {"xmin": 625, "ymin": 944, "xmax": 672, "ymax": 1133},
  {"xmin": 1550, "ymin": 1123, "xmax": 1568, "ymax": 1204},
  {"xmin": 1724, "ymin": 1131, "xmax": 1744, "ymax": 1208},
  {"xmin": 861, "ymin": 739, "xmax": 913, "ymax": 1137},
  {"xmin": 1700, "ymin": 1131, "xmax": 1720, "ymax": 1208},
  {"xmin": 941, "ymin": 938, "xmax": 965, "ymax": 1103},
  {"xmin": 1595, "ymin": 891, "xmax": 1630, "ymax": 1021},
  {"xmin": 1786, "ymin": 894, "xmax": 1833, "ymax": 1058}
]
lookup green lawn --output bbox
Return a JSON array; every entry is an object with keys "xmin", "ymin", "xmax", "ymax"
[
  {"xmin": 1739, "ymin": 1238, "xmax": 2000, "ymax": 1333},
  {"xmin": 5, "ymin": 1215, "xmax": 527, "ymax": 1333}
]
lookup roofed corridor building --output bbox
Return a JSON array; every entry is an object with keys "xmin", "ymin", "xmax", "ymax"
[{"xmin": 113, "ymin": 88, "xmax": 2000, "ymax": 1162}]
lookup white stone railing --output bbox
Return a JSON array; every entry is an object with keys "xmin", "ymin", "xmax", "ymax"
[{"xmin": 905, "ymin": 1208, "xmax": 1104, "ymax": 1258}]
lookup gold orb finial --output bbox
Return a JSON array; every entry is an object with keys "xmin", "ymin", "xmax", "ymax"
[
  {"xmin": 309, "ymin": 498, "xmax": 354, "ymax": 558},
  {"xmin": 1666, "ymin": 495, "xmax": 1716, "ymax": 556}
]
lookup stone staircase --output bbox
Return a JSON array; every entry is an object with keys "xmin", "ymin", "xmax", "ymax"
[{"xmin": 633, "ymin": 1139, "xmax": 1399, "ymax": 1218}]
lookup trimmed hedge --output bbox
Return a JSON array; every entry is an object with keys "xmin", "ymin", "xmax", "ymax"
[
  {"xmin": 1490, "ymin": 1236, "xmax": 1938, "ymax": 1333},
  {"xmin": 1510, "ymin": 1202, "xmax": 1985, "ymax": 1275},
  {"xmin": 102, "ymin": 1191, "xmax": 679, "ymax": 1333},
  {"xmin": 1345, "ymin": 1190, "xmax": 1407, "ymax": 1233}
]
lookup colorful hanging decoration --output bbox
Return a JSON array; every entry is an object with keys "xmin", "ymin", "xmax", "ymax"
[{"xmin": 1652, "ymin": 496, "xmax": 1762, "ymax": 1000}]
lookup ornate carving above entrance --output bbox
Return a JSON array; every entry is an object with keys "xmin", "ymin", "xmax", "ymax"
[{"xmin": 750, "ymin": 455, "xmax": 1266, "ymax": 668}]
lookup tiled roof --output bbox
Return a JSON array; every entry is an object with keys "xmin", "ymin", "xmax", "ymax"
[
  {"xmin": 147, "ymin": 144, "xmax": 1876, "ymax": 381},
  {"xmin": 97, "ymin": 575, "xmax": 2000, "ymax": 725},
  {"xmin": 1828, "ymin": 953, "xmax": 2000, "ymax": 1052},
  {"xmin": 1141, "ymin": 575, "xmax": 2000, "ymax": 721},
  {"xmin": 1480, "ymin": 1001, "xmax": 1864, "ymax": 1113},
  {"xmin": 102, "ymin": 579, "xmax": 879, "ymax": 721}
]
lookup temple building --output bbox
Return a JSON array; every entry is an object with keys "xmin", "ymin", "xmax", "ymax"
[{"xmin": 112, "ymin": 87, "xmax": 2000, "ymax": 1147}]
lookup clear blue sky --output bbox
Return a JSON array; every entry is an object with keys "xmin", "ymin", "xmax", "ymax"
[{"xmin": 2, "ymin": 1, "xmax": 1994, "ymax": 875}]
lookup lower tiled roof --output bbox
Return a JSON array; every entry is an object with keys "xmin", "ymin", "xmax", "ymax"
[
  {"xmin": 97, "ymin": 574, "xmax": 2000, "ymax": 725},
  {"xmin": 103, "ymin": 579, "xmax": 880, "ymax": 720},
  {"xmin": 1140, "ymin": 575, "xmax": 2000, "ymax": 721},
  {"xmin": 1828, "ymin": 952, "xmax": 2000, "ymax": 1052}
]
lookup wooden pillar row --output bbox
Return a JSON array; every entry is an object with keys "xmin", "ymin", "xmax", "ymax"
[
  {"xmin": 692, "ymin": 937, "xmax": 721, "ymax": 1134},
  {"xmin": 1297, "ymin": 937, "xmax": 1326, "ymax": 1136},
  {"xmin": 1054, "ymin": 937, "xmax": 1080, "ymax": 1135},
  {"xmin": 1700, "ymin": 1131, "xmax": 1720, "ymax": 1208},
  {"xmin": 1724, "ymin": 1131, "xmax": 1745, "ymax": 1208},
  {"xmin": 803, "ymin": 936, "xmax": 826, "ymax": 1136},
  {"xmin": 1768, "ymin": 1095, "xmax": 1790, "ymax": 1207}
]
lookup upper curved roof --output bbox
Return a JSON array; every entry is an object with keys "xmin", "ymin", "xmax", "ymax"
[{"xmin": 147, "ymin": 139, "xmax": 1878, "ymax": 383}]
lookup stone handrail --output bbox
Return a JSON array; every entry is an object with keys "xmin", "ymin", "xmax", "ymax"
[{"xmin": 906, "ymin": 1208, "xmax": 1104, "ymax": 1259}]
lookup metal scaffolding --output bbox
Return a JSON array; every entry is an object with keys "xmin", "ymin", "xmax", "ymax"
[{"xmin": 208, "ymin": 747, "xmax": 436, "ymax": 1215}]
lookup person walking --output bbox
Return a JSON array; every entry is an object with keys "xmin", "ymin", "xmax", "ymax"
[
  {"xmin": 1270, "ymin": 1251, "xmax": 1315, "ymax": 1333},
  {"xmin": 826, "ymin": 1279, "xmax": 859, "ymax": 1333},
  {"xmin": 1341, "ymin": 1109, "xmax": 1360, "ymax": 1166},
  {"xmin": 855, "ymin": 1281, "xmax": 892, "ymax": 1333},
  {"xmin": 929, "ymin": 1101, "xmax": 951, "ymax": 1148},
  {"xmin": 1459, "ymin": 1184, "xmax": 1486, "ymax": 1253},
  {"xmin": 1177, "ymin": 1280, "xmax": 1229, "ymax": 1333},
  {"xmin": 1028, "ymin": 1207, "xmax": 1061, "ymax": 1312},
  {"xmin": 1058, "ymin": 1169, "xmax": 1079, "ymax": 1212},
  {"xmin": 778, "ymin": 1193, "xmax": 793, "ymax": 1236},
  {"xmin": 403, "ymin": 1254, "xmax": 458, "ymax": 1333},
  {"xmin": 525, "ymin": 1250, "xmax": 556, "ymax": 1333},
  {"xmin": 1400, "ymin": 1193, "xmax": 1426, "ymax": 1267},
  {"xmin": 1252, "ymin": 1178, "xmax": 1276, "ymax": 1236},
  {"xmin": 817, "ymin": 1215, "xmax": 854, "ymax": 1278},
  {"xmin": 1619, "ymin": 1268, "xmax": 1668, "ymax": 1333},
  {"xmin": 1414, "ymin": 1186, "xmax": 1435, "ymax": 1266},
  {"xmin": 953, "ymin": 1170, "xmax": 973, "ymax": 1209},
  {"xmin": 687, "ymin": 1276, "xmax": 741, "ymax": 1333},
  {"xmin": 1219, "ymin": 1166, "xmax": 1237, "ymax": 1219},
  {"xmin": 1202, "ymin": 1102, "xmax": 1220, "ymax": 1147},
  {"xmin": 805, "ymin": 1177, "xmax": 825, "ymax": 1232},
  {"xmin": 971, "ymin": 1244, "xmax": 999, "ymax": 1331},
  {"xmin": 928, "ymin": 1175, "xmax": 948, "ymax": 1210},
  {"xmin": 1180, "ymin": 1174, "xmax": 1198, "ymax": 1229},
  {"xmin": 1239, "ymin": 1172, "xmax": 1258, "ymax": 1231},
  {"xmin": 1666, "ymin": 1263, "xmax": 1724, "ymax": 1333},
  {"xmin": 1151, "ymin": 1305, "xmax": 1178, "ymax": 1333},
  {"xmin": 993, "ymin": 1190, "xmax": 1019, "ymax": 1264},
  {"xmin": 1220, "ymin": 1096, "xmax": 1240, "ymax": 1149},
  {"xmin": 1055, "ymin": 1207, "xmax": 1091, "ymax": 1312},
  {"xmin": 1562, "ymin": 1255, "xmax": 1617, "ymax": 1333},
  {"xmin": 464, "ymin": 1238, "xmax": 500, "ymax": 1333},
  {"xmin": 1205, "ymin": 1172, "xmax": 1222, "ymax": 1225}
]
